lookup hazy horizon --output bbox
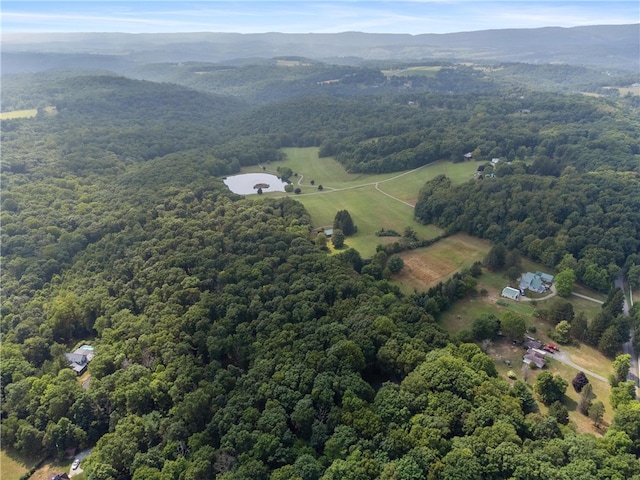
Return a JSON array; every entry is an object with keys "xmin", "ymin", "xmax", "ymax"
[{"xmin": 2, "ymin": 1, "xmax": 638, "ymax": 36}]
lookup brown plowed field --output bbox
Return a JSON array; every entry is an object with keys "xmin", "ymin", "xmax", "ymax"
[{"xmin": 395, "ymin": 234, "xmax": 491, "ymax": 292}]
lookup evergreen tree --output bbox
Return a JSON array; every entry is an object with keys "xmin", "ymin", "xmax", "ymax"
[
  {"xmin": 333, "ymin": 210, "xmax": 356, "ymax": 236},
  {"xmin": 484, "ymin": 243, "xmax": 506, "ymax": 271}
]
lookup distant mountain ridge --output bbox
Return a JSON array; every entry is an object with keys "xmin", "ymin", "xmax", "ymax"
[{"xmin": 2, "ymin": 24, "xmax": 638, "ymax": 72}]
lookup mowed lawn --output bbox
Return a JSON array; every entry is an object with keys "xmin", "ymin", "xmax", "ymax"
[
  {"xmin": 296, "ymin": 184, "xmax": 443, "ymax": 257},
  {"xmin": 240, "ymin": 147, "xmax": 478, "ymax": 257}
]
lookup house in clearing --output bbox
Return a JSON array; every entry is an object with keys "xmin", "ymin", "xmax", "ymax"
[
  {"xmin": 501, "ymin": 286, "xmax": 520, "ymax": 300},
  {"xmin": 523, "ymin": 348, "xmax": 547, "ymax": 368},
  {"xmin": 519, "ymin": 271, "xmax": 554, "ymax": 294},
  {"xmin": 65, "ymin": 345, "xmax": 95, "ymax": 375}
]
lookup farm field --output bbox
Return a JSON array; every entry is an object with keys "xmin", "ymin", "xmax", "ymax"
[
  {"xmin": 394, "ymin": 233, "xmax": 491, "ymax": 293},
  {"xmin": 382, "ymin": 66, "xmax": 442, "ymax": 77},
  {"xmin": 0, "ymin": 106, "xmax": 56, "ymax": 120},
  {"xmin": 0, "ymin": 108, "xmax": 38, "ymax": 120},
  {"xmin": 241, "ymin": 147, "xmax": 478, "ymax": 257}
]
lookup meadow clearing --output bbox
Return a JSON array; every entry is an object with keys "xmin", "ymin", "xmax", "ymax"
[
  {"xmin": 243, "ymin": 146, "xmax": 479, "ymax": 257},
  {"xmin": 0, "ymin": 106, "xmax": 56, "ymax": 120},
  {"xmin": 381, "ymin": 66, "xmax": 442, "ymax": 77}
]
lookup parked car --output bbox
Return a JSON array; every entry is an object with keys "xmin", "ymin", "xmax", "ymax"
[
  {"xmin": 72, "ymin": 459, "xmax": 80, "ymax": 470},
  {"xmin": 543, "ymin": 346, "xmax": 555, "ymax": 353},
  {"xmin": 548, "ymin": 343, "xmax": 560, "ymax": 351}
]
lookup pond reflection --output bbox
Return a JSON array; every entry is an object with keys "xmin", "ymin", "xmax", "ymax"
[{"xmin": 223, "ymin": 173, "xmax": 288, "ymax": 194}]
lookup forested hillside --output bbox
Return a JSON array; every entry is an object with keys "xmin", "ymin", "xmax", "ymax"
[
  {"xmin": 2, "ymin": 60, "xmax": 640, "ymax": 480},
  {"xmin": 414, "ymin": 172, "xmax": 640, "ymax": 293}
]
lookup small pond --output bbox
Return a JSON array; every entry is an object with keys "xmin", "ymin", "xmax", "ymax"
[{"xmin": 223, "ymin": 173, "xmax": 288, "ymax": 194}]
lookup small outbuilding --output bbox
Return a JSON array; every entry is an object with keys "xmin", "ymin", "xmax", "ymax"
[{"xmin": 501, "ymin": 286, "xmax": 520, "ymax": 300}]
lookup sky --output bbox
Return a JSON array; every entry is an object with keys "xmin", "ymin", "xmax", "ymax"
[{"xmin": 2, "ymin": 1, "xmax": 638, "ymax": 35}]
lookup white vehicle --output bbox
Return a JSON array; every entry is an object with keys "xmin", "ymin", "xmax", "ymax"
[{"xmin": 72, "ymin": 459, "xmax": 80, "ymax": 470}]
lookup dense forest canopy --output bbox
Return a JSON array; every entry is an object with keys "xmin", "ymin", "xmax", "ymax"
[
  {"xmin": 2, "ymin": 45, "xmax": 640, "ymax": 480},
  {"xmin": 414, "ymin": 172, "xmax": 640, "ymax": 292}
]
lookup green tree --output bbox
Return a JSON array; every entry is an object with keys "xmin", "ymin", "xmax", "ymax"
[
  {"xmin": 589, "ymin": 401, "xmax": 605, "ymax": 428},
  {"xmin": 598, "ymin": 325, "xmax": 623, "ymax": 357},
  {"xmin": 472, "ymin": 314, "xmax": 499, "ymax": 341},
  {"xmin": 333, "ymin": 210, "xmax": 356, "ymax": 236},
  {"xmin": 484, "ymin": 244, "xmax": 506, "ymax": 271},
  {"xmin": 569, "ymin": 312, "xmax": 588, "ymax": 343},
  {"xmin": 534, "ymin": 371, "xmax": 568, "ymax": 405},
  {"xmin": 610, "ymin": 401, "xmax": 640, "ymax": 454},
  {"xmin": 316, "ymin": 232, "xmax": 328, "ymax": 250},
  {"xmin": 610, "ymin": 381, "xmax": 636, "ymax": 409},
  {"xmin": 387, "ymin": 255, "xmax": 404, "ymax": 274},
  {"xmin": 628, "ymin": 264, "xmax": 640, "ymax": 290},
  {"xmin": 613, "ymin": 354, "xmax": 632, "ymax": 383},
  {"xmin": 548, "ymin": 401, "xmax": 569, "ymax": 425},
  {"xmin": 555, "ymin": 269, "xmax": 576, "ymax": 297},
  {"xmin": 501, "ymin": 311, "xmax": 526, "ymax": 340},
  {"xmin": 331, "ymin": 229, "xmax": 345, "ymax": 249},
  {"xmin": 554, "ymin": 320, "xmax": 571, "ymax": 344},
  {"xmin": 578, "ymin": 383, "xmax": 593, "ymax": 415}
]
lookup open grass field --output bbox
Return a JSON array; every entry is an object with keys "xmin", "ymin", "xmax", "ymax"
[
  {"xmin": 0, "ymin": 107, "xmax": 56, "ymax": 120},
  {"xmin": 0, "ymin": 108, "xmax": 38, "ymax": 120},
  {"xmin": 376, "ymin": 160, "xmax": 478, "ymax": 205},
  {"xmin": 296, "ymin": 184, "xmax": 443, "ymax": 257},
  {"xmin": 0, "ymin": 450, "xmax": 31, "ymax": 480},
  {"xmin": 240, "ymin": 148, "xmax": 478, "ymax": 257},
  {"xmin": 382, "ymin": 66, "xmax": 442, "ymax": 77}
]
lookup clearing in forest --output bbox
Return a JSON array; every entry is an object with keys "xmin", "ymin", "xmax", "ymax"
[
  {"xmin": 241, "ymin": 147, "xmax": 479, "ymax": 257},
  {"xmin": 394, "ymin": 234, "xmax": 492, "ymax": 293}
]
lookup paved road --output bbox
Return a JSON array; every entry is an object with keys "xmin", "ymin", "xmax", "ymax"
[
  {"xmin": 69, "ymin": 449, "xmax": 92, "ymax": 478},
  {"xmin": 616, "ymin": 274, "xmax": 639, "ymax": 393},
  {"xmin": 520, "ymin": 284, "xmax": 557, "ymax": 302}
]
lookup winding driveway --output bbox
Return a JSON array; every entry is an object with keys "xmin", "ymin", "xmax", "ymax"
[
  {"xmin": 550, "ymin": 350, "xmax": 608, "ymax": 383},
  {"xmin": 520, "ymin": 284, "xmax": 557, "ymax": 302}
]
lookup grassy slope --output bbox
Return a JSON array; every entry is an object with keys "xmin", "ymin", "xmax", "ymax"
[
  {"xmin": 241, "ymin": 147, "xmax": 477, "ymax": 257},
  {"xmin": 0, "ymin": 449, "xmax": 36, "ymax": 480},
  {"xmin": 0, "ymin": 108, "xmax": 38, "ymax": 120}
]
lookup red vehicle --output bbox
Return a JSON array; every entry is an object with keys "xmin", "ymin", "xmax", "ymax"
[
  {"xmin": 543, "ymin": 346, "xmax": 554, "ymax": 353},
  {"xmin": 548, "ymin": 343, "xmax": 560, "ymax": 352}
]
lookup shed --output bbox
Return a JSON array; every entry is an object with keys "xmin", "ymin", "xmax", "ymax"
[{"xmin": 501, "ymin": 286, "xmax": 520, "ymax": 300}]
